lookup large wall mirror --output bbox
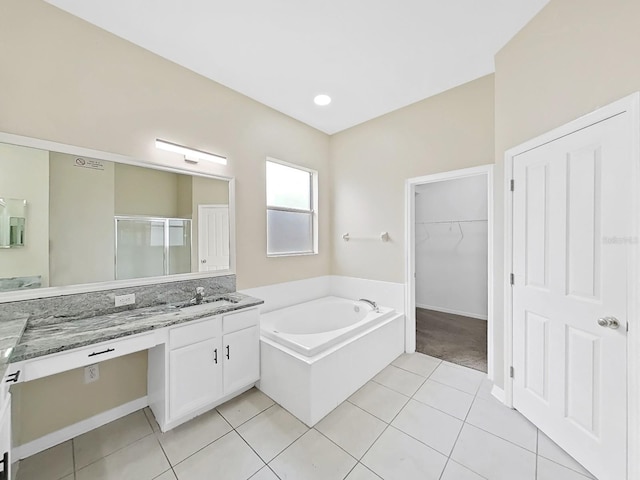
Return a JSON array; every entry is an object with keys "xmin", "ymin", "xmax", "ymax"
[{"xmin": 0, "ymin": 137, "xmax": 234, "ymax": 294}]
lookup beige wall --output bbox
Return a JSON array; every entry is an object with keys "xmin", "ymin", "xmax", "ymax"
[
  {"xmin": 491, "ymin": 0, "xmax": 640, "ymax": 388},
  {"xmin": 115, "ymin": 163, "xmax": 179, "ymax": 217},
  {"xmin": 330, "ymin": 74, "xmax": 495, "ymax": 281},
  {"xmin": 49, "ymin": 152, "xmax": 115, "ymax": 286},
  {"xmin": 0, "ymin": 143, "xmax": 50, "ymax": 286},
  {"xmin": 0, "ymin": 0, "xmax": 331, "ymax": 291},
  {"xmin": 11, "ymin": 352, "xmax": 147, "ymax": 445}
]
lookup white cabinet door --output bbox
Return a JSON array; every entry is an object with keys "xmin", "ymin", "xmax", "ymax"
[
  {"xmin": 0, "ymin": 394, "xmax": 10, "ymax": 480},
  {"xmin": 169, "ymin": 338, "xmax": 222, "ymax": 420},
  {"xmin": 223, "ymin": 326, "xmax": 259, "ymax": 395},
  {"xmin": 512, "ymin": 112, "xmax": 631, "ymax": 480}
]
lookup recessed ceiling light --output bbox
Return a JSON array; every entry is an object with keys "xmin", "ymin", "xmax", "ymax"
[{"xmin": 314, "ymin": 94, "xmax": 331, "ymax": 106}]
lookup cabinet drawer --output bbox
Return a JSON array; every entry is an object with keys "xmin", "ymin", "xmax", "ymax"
[
  {"xmin": 170, "ymin": 317, "xmax": 221, "ymax": 350},
  {"xmin": 223, "ymin": 308, "xmax": 259, "ymax": 334},
  {"xmin": 22, "ymin": 332, "xmax": 156, "ymax": 382}
]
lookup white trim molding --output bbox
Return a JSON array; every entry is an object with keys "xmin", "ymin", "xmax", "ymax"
[
  {"xmin": 13, "ymin": 396, "xmax": 148, "ymax": 460},
  {"xmin": 405, "ymin": 165, "xmax": 494, "ymax": 378},
  {"xmin": 503, "ymin": 92, "xmax": 640, "ymax": 480}
]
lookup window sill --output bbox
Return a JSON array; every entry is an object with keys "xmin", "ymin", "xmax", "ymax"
[{"xmin": 267, "ymin": 251, "xmax": 318, "ymax": 258}]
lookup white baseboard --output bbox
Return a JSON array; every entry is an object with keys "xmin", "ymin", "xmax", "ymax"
[
  {"xmin": 14, "ymin": 396, "xmax": 148, "ymax": 460},
  {"xmin": 415, "ymin": 303, "xmax": 488, "ymax": 321},
  {"xmin": 491, "ymin": 385, "xmax": 505, "ymax": 404}
]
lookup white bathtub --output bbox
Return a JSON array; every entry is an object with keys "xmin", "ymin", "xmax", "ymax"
[
  {"xmin": 258, "ymin": 296, "xmax": 404, "ymax": 426},
  {"xmin": 260, "ymin": 296, "xmax": 396, "ymax": 357}
]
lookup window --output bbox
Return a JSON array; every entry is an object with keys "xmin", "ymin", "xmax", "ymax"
[{"xmin": 266, "ymin": 159, "xmax": 317, "ymax": 256}]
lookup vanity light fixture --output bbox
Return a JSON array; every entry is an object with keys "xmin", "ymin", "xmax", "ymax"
[
  {"xmin": 314, "ymin": 94, "xmax": 332, "ymax": 106},
  {"xmin": 155, "ymin": 139, "xmax": 227, "ymax": 165}
]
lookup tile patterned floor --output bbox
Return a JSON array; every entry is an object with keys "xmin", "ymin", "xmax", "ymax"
[{"xmin": 16, "ymin": 353, "xmax": 596, "ymax": 480}]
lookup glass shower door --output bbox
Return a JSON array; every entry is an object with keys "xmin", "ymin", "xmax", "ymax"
[{"xmin": 116, "ymin": 218, "xmax": 166, "ymax": 280}]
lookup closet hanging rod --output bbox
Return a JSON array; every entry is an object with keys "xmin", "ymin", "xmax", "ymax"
[{"xmin": 416, "ymin": 219, "xmax": 487, "ymax": 224}]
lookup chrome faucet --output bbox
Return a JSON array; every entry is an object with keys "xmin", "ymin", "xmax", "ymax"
[
  {"xmin": 358, "ymin": 298, "xmax": 379, "ymax": 312},
  {"xmin": 194, "ymin": 287, "xmax": 205, "ymax": 304}
]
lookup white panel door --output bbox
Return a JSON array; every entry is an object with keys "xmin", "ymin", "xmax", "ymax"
[
  {"xmin": 512, "ymin": 113, "xmax": 631, "ymax": 480},
  {"xmin": 198, "ymin": 205, "xmax": 229, "ymax": 271}
]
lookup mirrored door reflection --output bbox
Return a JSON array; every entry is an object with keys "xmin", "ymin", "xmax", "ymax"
[{"xmin": 115, "ymin": 217, "xmax": 191, "ymax": 280}]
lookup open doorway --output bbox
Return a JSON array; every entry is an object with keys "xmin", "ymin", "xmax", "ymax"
[{"xmin": 405, "ymin": 165, "xmax": 494, "ymax": 377}]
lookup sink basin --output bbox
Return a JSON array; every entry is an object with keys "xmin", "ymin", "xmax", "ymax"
[{"xmin": 178, "ymin": 299, "xmax": 234, "ymax": 313}]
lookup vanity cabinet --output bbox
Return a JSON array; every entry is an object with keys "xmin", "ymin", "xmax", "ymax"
[
  {"xmin": 169, "ymin": 337, "xmax": 222, "ymax": 420},
  {"xmin": 0, "ymin": 386, "xmax": 11, "ymax": 480},
  {"xmin": 222, "ymin": 324, "xmax": 259, "ymax": 394},
  {"xmin": 155, "ymin": 306, "xmax": 260, "ymax": 431}
]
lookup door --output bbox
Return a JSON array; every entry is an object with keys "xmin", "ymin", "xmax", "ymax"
[
  {"xmin": 223, "ymin": 326, "xmax": 259, "ymax": 394},
  {"xmin": 169, "ymin": 338, "xmax": 222, "ymax": 420},
  {"xmin": 198, "ymin": 205, "xmax": 230, "ymax": 271},
  {"xmin": 512, "ymin": 113, "xmax": 632, "ymax": 480}
]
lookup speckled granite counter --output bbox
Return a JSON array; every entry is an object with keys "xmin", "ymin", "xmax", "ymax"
[
  {"xmin": 2, "ymin": 292, "xmax": 263, "ymax": 370},
  {"xmin": 0, "ymin": 313, "xmax": 30, "ymax": 379}
]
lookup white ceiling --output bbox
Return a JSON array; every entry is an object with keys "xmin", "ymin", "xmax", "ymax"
[{"xmin": 45, "ymin": 0, "xmax": 549, "ymax": 134}]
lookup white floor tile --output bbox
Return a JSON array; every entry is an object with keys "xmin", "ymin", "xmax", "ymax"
[
  {"xmin": 537, "ymin": 456, "xmax": 594, "ymax": 480},
  {"xmin": 315, "ymin": 401, "xmax": 386, "ymax": 459},
  {"xmin": 466, "ymin": 396, "xmax": 537, "ymax": 452},
  {"xmin": 153, "ymin": 470, "xmax": 177, "ymax": 480},
  {"xmin": 373, "ymin": 365, "xmax": 425, "ymax": 396},
  {"xmin": 174, "ymin": 431, "xmax": 264, "ymax": 480},
  {"xmin": 270, "ymin": 429, "xmax": 356, "ymax": 480},
  {"xmin": 249, "ymin": 466, "xmax": 279, "ymax": 480},
  {"xmin": 391, "ymin": 399, "xmax": 463, "ymax": 455},
  {"xmin": 391, "ymin": 353, "xmax": 441, "ymax": 377},
  {"xmin": 144, "ymin": 407, "xmax": 161, "ymax": 433},
  {"xmin": 348, "ymin": 381, "xmax": 409, "ymax": 422},
  {"xmin": 75, "ymin": 434, "xmax": 170, "ymax": 480},
  {"xmin": 344, "ymin": 463, "xmax": 382, "ymax": 480},
  {"xmin": 361, "ymin": 427, "xmax": 447, "ymax": 480},
  {"xmin": 537, "ymin": 431, "xmax": 594, "ymax": 478},
  {"xmin": 429, "ymin": 362, "xmax": 484, "ymax": 395},
  {"xmin": 236, "ymin": 404, "xmax": 308, "ymax": 462},
  {"xmin": 476, "ymin": 378, "xmax": 496, "ymax": 401},
  {"xmin": 440, "ymin": 460, "xmax": 485, "ymax": 480},
  {"xmin": 451, "ymin": 424, "xmax": 536, "ymax": 480},
  {"xmin": 74, "ymin": 410, "xmax": 153, "ymax": 469},
  {"xmin": 156, "ymin": 409, "xmax": 232, "ymax": 465},
  {"xmin": 16, "ymin": 441, "xmax": 74, "ymax": 480},
  {"xmin": 217, "ymin": 387, "xmax": 275, "ymax": 428},
  {"xmin": 413, "ymin": 379, "xmax": 475, "ymax": 420}
]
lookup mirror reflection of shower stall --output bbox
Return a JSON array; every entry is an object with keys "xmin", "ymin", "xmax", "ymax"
[{"xmin": 115, "ymin": 217, "xmax": 191, "ymax": 280}]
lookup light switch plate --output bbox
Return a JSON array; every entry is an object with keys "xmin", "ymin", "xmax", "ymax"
[{"xmin": 115, "ymin": 293, "xmax": 135, "ymax": 307}]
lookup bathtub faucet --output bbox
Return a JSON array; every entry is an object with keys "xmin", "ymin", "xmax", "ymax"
[{"xmin": 358, "ymin": 298, "xmax": 379, "ymax": 312}]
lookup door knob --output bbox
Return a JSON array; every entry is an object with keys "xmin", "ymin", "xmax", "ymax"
[
  {"xmin": 201, "ymin": 259, "xmax": 207, "ymax": 264},
  {"xmin": 597, "ymin": 317, "xmax": 620, "ymax": 329}
]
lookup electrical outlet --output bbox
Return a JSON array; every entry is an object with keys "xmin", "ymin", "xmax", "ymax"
[
  {"xmin": 84, "ymin": 364, "xmax": 99, "ymax": 384},
  {"xmin": 115, "ymin": 293, "xmax": 135, "ymax": 307}
]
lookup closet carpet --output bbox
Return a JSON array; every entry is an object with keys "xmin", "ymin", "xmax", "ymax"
[{"xmin": 416, "ymin": 308, "xmax": 487, "ymax": 372}]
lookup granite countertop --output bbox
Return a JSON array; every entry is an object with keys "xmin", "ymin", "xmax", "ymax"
[{"xmin": 1, "ymin": 292, "xmax": 263, "ymax": 374}]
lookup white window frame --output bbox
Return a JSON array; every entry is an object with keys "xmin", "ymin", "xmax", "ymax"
[{"xmin": 266, "ymin": 157, "xmax": 318, "ymax": 257}]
